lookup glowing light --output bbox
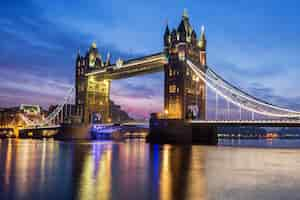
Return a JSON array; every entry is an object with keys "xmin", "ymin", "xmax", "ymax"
[
  {"xmin": 89, "ymin": 76, "xmax": 95, "ymax": 83},
  {"xmin": 85, "ymin": 53, "xmax": 167, "ymax": 76},
  {"xmin": 116, "ymin": 58, "xmax": 123, "ymax": 68},
  {"xmin": 206, "ymin": 67, "xmax": 300, "ymax": 115},
  {"xmin": 103, "ymin": 79, "xmax": 109, "ymax": 85},
  {"xmin": 178, "ymin": 51, "xmax": 185, "ymax": 61},
  {"xmin": 187, "ymin": 59, "xmax": 300, "ymax": 118}
]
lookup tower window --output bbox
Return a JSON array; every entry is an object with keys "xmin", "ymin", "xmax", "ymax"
[
  {"xmin": 169, "ymin": 69, "xmax": 173, "ymax": 77},
  {"xmin": 186, "ymin": 69, "xmax": 190, "ymax": 76},
  {"xmin": 179, "ymin": 51, "xmax": 185, "ymax": 61},
  {"xmin": 169, "ymin": 85, "xmax": 176, "ymax": 93}
]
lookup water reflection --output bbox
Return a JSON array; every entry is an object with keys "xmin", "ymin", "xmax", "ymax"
[
  {"xmin": 77, "ymin": 142, "xmax": 112, "ymax": 200},
  {"xmin": 1, "ymin": 139, "xmax": 300, "ymax": 199}
]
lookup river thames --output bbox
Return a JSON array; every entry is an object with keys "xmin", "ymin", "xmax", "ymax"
[{"xmin": 1, "ymin": 139, "xmax": 300, "ymax": 200}]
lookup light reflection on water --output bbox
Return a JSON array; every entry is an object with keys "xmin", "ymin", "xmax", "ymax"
[{"xmin": 1, "ymin": 139, "xmax": 300, "ymax": 199}]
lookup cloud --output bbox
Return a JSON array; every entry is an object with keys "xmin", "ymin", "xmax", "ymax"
[
  {"xmin": 110, "ymin": 72, "xmax": 164, "ymax": 118},
  {"xmin": 248, "ymin": 83, "xmax": 300, "ymax": 110},
  {"xmin": 0, "ymin": 67, "xmax": 72, "ymax": 108},
  {"xmin": 1, "ymin": 0, "xmax": 300, "ymax": 120}
]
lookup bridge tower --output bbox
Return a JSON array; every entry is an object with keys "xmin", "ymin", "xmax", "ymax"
[
  {"xmin": 163, "ymin": 10, "xmax": 207, "ymax": 120},
  {"xmin": 75, "ymin": 42, "xmax": 111, "ymax": 124}
]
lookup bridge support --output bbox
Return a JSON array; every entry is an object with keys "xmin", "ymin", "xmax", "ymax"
[
  {"xmin": 147, "ymin": 119, "xmax": 218, "ymax": 145},
  {"xmin": 163, "ymin": 13, "xmax": 206, "ymax": 120},
  {"xmin": 55, "ymin": 123, "xmax": 92, "ymax": 140},
  {"xmin": 83, "ymin": 77, "xmax": 111, "ymax": 124}
]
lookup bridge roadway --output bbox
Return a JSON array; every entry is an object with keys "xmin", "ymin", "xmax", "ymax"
[
  {"xmin": 20, "ymin": 125, "xmax": 61, "ymax": 131},
  {"xmin": 19, "ymin": 120, "xmax": 300, "ymax": 132},
  {"xmin": 189, "ymin": 120, "xmax": 300, "ymax": 127}
]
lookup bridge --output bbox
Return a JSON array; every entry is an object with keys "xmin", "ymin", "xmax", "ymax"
[
  {"xmin": 18, "ymin": 11, "xmax": 300, "ymax": 143},
  {"xmin": 189, "ymin": 120, "xmax": 300, "ymax": 127}
]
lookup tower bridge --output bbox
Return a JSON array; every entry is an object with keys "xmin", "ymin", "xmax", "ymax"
[
  {"xmin": 76, "ymin": 11, "xmax": 207, "ymax": 124},
  {"xmin": 70, "ymin": 10, "xmax": 300, "ymax": 144},
  {"xmin": 18, "ymin": 11, "xmax": 300, "ymax": 143}
]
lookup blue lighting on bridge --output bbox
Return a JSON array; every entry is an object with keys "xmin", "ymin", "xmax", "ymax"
[{"xmin": 91, "ymin": 124, "xmax": 121, "ymax": 140}]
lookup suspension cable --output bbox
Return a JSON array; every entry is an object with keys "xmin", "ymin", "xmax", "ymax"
[{"xmin": 187, "ymin": 60, "xmax": 300, "ymax": 118}]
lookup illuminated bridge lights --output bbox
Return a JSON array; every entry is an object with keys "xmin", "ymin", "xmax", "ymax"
[
  {"xmin": 20, "ymin": 55, "xmax": 300, "ymax": 130},
  {"xmin": 189, "ymin": 120, "xmax": 300, "ymax": 124},
  {"xmin": 20, "ymin": 87, "xmax": 75, "ymax": 128},
  {"xmin": 85, "ymin": 53, "xmax": 167, "ymax": 79},
  {"xmin": 187, "ymin": 59, "xmax": 300, "ymax": 119}
]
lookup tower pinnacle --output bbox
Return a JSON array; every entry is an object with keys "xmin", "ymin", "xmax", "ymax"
[
  {"xmin": 201, "ymin": 25, "xmax": 205, "ymax": 34},
  {"xmin": 183, "ymin": 8, "xmax": 189, "ymax": 18},
  {"xmin": 198, "ymin": 25, "xmax": 207, "ymax": 50},
  {"xmin": 105, "ymin": 52, "xmax": 111, "ymax": 66},
  {"xmin": 91, "ymin": 41, "xmax": 97, "ymax": 49}
]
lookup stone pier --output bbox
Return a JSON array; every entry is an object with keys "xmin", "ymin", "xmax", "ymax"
[{"xmin": 147, "ymin": 119, "xmax": 218, "ymax": 145}]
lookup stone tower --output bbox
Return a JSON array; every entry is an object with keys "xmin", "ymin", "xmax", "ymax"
[
  {"xmin": 75, "ymin": 42, "xmax": 111, "ymax": 124},
  {"xmin": 163, "ymin": 10, "xmax": 207, "ymax": 120}
]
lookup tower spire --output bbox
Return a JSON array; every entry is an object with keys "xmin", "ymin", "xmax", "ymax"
[
  {"xmin": 198, "ymin": 25, "xmax": 207, "ymax": 66},
  {"xmin": 105, "ymin": 52, "xmax": 111, "ymax": 66},
  {"xmin": 183, "ymin": 8, "xmax": 189, "ymax": 18},
  {"xmin": 91, "ymin": 41, "xmax": 97, "ymax": 49},
  {"xmin": 198, "ymin": 25, "xmax": 207, "ymax": 50},
  {"xmin": 164, "ymin": 19, "xmax": 171, "ymax": 47},
  {"xmin": 164, "ymin": 22, "xmax": 170, "ymax": 35},
  {"xmin": 200, "ymin": 25, "xmax": 206, "ymax": 40}
]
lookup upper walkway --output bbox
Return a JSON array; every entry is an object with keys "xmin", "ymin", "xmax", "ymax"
[{"xmin": 85, "ymin": 52, "xmax": 167, "ymax": 79}]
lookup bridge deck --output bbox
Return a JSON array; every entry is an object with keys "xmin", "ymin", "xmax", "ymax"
[
  {"xmin": 20, "ymin": 125, "xmax": 61, "ymax": 131},
  {"xmin": 189, "ymin": 120, "xmax": 300, "ymax": 127}
]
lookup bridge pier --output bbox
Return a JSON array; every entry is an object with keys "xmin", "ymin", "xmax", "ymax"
[
  {"xmin": 147, "ymin": 119, "xmax": 218, "ymax": 145},
  {"xmin": 54, "ymin": 123, "xmax": 92, "ymax": 140}
]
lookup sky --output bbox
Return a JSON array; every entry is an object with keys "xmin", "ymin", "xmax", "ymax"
[{"xmin": 1, "ymin": 0, "xmax": 300, "ymax": 119}]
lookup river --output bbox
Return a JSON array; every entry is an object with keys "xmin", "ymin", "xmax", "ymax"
[{"xmin": 1, "ymin": 138, "xmax": 300, "ymax": 200}]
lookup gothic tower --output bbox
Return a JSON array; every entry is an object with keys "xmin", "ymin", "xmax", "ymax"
[
  {"xmin": 75, "ymin": 42, "xmax": 111, "ymax": 124},
  {"xmin": 164, "ymin": 10, "xmax": 207, "ymax": 120}
]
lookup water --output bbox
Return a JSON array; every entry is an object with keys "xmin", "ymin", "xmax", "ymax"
[{"xmin": 1, "ymin": 139, "xmax": 300, "ymax": 200}]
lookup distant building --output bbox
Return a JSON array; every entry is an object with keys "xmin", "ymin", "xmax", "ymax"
[
  {"xmin": 20, "ymin": 104, "xmax": 41, "ymax": 116},
  {"xmin": 110, "ymin": 100, "xmax": 132, "ymax": 123},
  {"xmin": 0, "ymin": 105, "xmax": 45, "ymax": 129}
]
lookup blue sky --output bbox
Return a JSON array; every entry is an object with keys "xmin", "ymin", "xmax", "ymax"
[{"xmin": 1, "ymin": 0, "xmax": 300, "ymax": 118}]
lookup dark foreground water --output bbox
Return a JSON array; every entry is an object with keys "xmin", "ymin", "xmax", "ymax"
[{"xmin": 1, "ymin": 139, "xmax": 300, "ymax": 200}]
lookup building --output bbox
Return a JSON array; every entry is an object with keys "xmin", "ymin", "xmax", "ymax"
[
  {"xmin": 0, "ymin": 105, "xmax": 46, "ymax": 136},
  {"xmin": 75, "ymin": 43, "xmax": 112, "ymax": 123},
  {"xmin": 163, "ymin": 10, "xmax": 207, "ymax": 119},
  {"xmin": 110, "ymin": 100, "xmax": 132, "ymax": 123},
  {"xmin": 0, "ymin": 107, "xmax": 18, "ymax": 128}
]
